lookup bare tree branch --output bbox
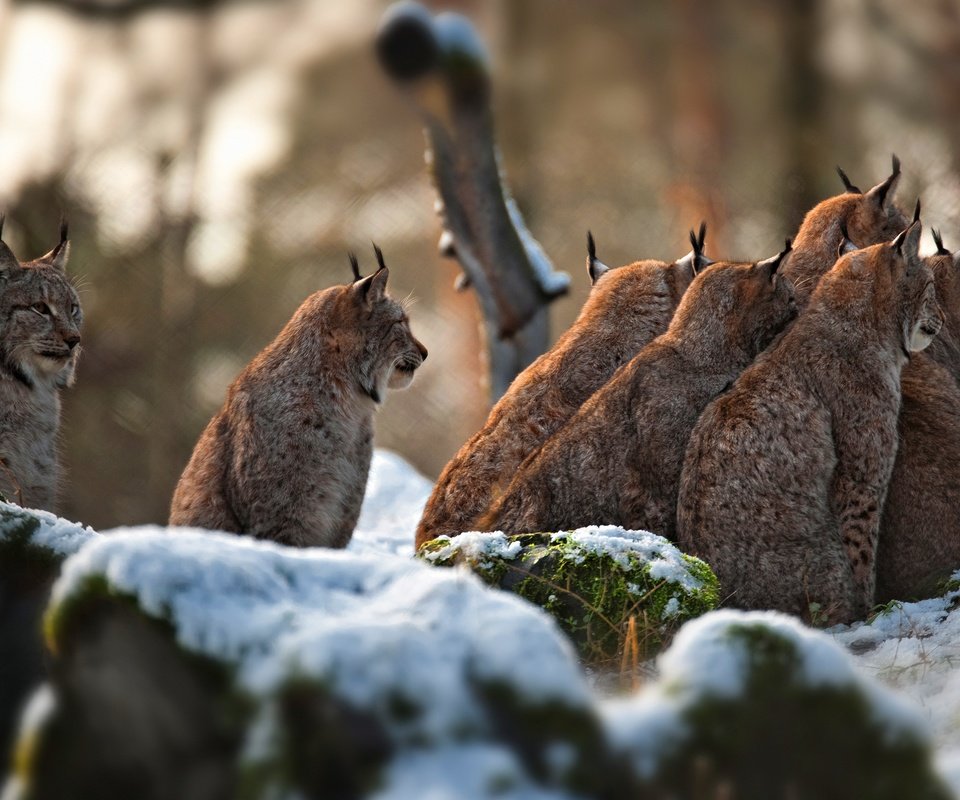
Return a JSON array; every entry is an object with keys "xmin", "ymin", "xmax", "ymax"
[{"xmin": 376, "ymin": 3, "xmax": 569, "ymax": 401}]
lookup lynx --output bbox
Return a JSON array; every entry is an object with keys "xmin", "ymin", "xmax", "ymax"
[
  {"xmin": 482, "ymin": 243, "xmax": 796, "ymax": 539},
  {"xmin": 678, "ymin": 222, "xmax": 942, "ymax": 624},
  {"xmin": 414, "ymin": 227, "xmax": 709, "ymax": 548},
  {"xmin": 878, "ymin": 238, "xmax": 960, "ymax": 601},
  {"xmin": 783, "ymin": 155, "xmax": 908, "ymax": 306},
  {"xmin": 169, "ymin": 247, "xmax": 427, "ymax": 548},
  {"xmin": 0, "ymin": 219, "xmax": 80, "ymax": 512}
]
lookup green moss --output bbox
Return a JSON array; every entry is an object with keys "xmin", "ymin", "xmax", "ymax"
[{"xmin": 418, "ymin": 531, "xmax": 719, "ymax": 666}]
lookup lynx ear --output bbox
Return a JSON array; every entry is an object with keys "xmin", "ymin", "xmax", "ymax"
[
  {"xmin": 38, "ymin": 218, "xmax": 70, "ymax": 272},
  {"xmin": 757, "ymin": 238, "xmax": 792, "ymax": 281},
  {"xmin": 348, "ymin": 252, "xmax": 363, "ymax": 282},
  {"xmin": 586, "ymin": 231, "xmax": 611, "ymax": 284},
  {"xmin": 892, "ymin": 219, "xmax": 922, "ymax": 263},
  {"xmin": 836, "ymin": 165, "xmax": 862, "ymax": 194},
  {"xmin": 865, "ymin": 153, "xmax": 901, "ymax": 209},
  {"xmin": 932, "ymin": 229, "xmax": 950, "ymax": 256},
  {"xmin": 353, "ymin": 243, "xmax": 389, "ymax": 302},
  {"xmin": 690, "ymin": 221, "xmax": 712, "ymax": 274},
  {"xmin": 0, "ymin": 215, "xmax": 21, "ymax": 280},
  {"xmin": 837, "ymin": 221, "xmax": 858, "ymax": 259}
]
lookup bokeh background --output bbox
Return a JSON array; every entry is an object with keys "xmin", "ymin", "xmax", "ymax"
[{"xmin": 0, "ymin": 0, "xmax": 956, "ymax": 528}]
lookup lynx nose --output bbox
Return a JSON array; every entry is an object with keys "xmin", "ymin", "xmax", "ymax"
[
  {"xmin": 416, "ymin": 340, "xmax": 428, "ymax": 361},
  {"xmin": 65, "ymin": 334, "xmax": 80, "ymax": 351}
]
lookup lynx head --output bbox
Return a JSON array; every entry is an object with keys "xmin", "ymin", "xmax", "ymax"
[
  {"xmin": 891, "ymin": 222, "xmax": 942, "ymax": 354},
  {"xmin": 827, "ymin": 220, "xmax": 941, "ymax": 356},
  {"xmin": 339, "ymin": 245, "xmax": 427, "ymax": 404},
  {"xmin": 0, "ymin": 218, "xmax": 82, "ymax": 390},
  {"xmin": 580, "ymin": 225, "xmax": 709, "ymax": 336},
  {"xmin": 787, "ymin": 155, "xmax": 909, "ymax": 306},
  {"xmin": 669, "ymin": 240, "xmax": 796, "ymax": 360},
  {"xmin": 928, "ymin": 229, "xmax": 960, "ymax": 323}
]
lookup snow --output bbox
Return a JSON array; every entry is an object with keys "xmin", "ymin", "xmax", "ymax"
[
  {"xmin": 558, "ymin": 526, "xmax": 704, "ymax": 591},
  {"xmin": 420, "ymin": 531, "xmax": 523, "ymax": 566},
  {"xmin": 0, "ymin": 500, "xmax": 96, "ymax": 557},
  {"xmin": 51, "ymin": 525, "xmax": 590, "ymax": 736},
  {"xmin": 349, "ymin": 449, "xmax": 432, "ymax": 557},
  {"xmin": 830, "ymin": 582, "xmax": 960, "ymax": 771}
]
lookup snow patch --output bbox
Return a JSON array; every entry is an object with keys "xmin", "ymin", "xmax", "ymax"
[{"xmin": 0, "ymin": 501, "xmax": 97, "ymax": 557}]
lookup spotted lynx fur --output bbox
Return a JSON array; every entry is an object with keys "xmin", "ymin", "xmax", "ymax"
[
  {"xmin": 415, "ymin": 229, "xmax": 709, "ymax": 547},
  {"xmin": 678, "ymin": 222, "xmax": 942, "ymax": 624},
  {"xmin": 482, "ymin": 242, "xmax": 796, "ymax": 540},
  {"xmin": 170, "ymin": 247, "xmax": 427, "ymax": 548},
  {"xmin": 0, "ymin": 219, "xmax": 81, "ymax": 512}
]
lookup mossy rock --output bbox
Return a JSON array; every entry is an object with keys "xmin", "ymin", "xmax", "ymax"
[
  {"xmin": 0, "ymin": 504, "xmax": 95, "ymax": 776},
  {"xmin": 609, "ymin": 611, "xmax": 953, "ymax": 800},
  {"xmin": 418, "ymin": 527, "xmax": 719, "ymax": 666}
]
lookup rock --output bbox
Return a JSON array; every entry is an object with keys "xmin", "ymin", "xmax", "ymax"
[
  {"xmin": 0, "ymin": 503, "xmax": 95, "ymax": 774},
  {"xmin": 8, "ymin": 528, "xmax": 618, "ymax": 800},
  {"xmin": 4, "ymin": 525, "xmax": 951, "ymax": 799},
  {"xmin": 605, "ymin": 610, "xmax": 953, "ymax": 800},
  {"xmin": 418, "ymin": 527, "xmax": 719, "ymax": 665}
]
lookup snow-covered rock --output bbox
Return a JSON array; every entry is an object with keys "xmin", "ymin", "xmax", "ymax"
[
  {"xmin": 419, "ymin": 527, "xmax": 719, "ymax": 664},
  {"xmin": 12, "ymin": 528, "xmax": 608, "ymax": 799},
  {"xmin": 605, "ymin": 609, "xmax": 952, "ymax": 799},
  {"xmin": 0, "ymin": 503, "xmax": 97, "ymax": 773}
]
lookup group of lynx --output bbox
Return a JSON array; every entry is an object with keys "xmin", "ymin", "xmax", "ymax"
[
  {"xmin": 0, "ymin": 219, "xmax": 81, "ymax": 512},
  {"xmin": 423, "ymin": 155, "xmax": 960, "ymax": 624},
  {"xmin": 414, "ymin": 226, "xmax": 710, "ymax": 547},
  {"xmin": 170, "ymin": 246, "xmax": 427, "ymax": 548}
]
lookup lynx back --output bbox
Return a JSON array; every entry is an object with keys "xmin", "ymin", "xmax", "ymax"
[
  {"xmin": 414, "ymin": 229, "xmax": 709, "ymax": 547},
  {"xmin": 678, "ymin": 222, "xmax": 941, "ymax": 624},
  {"xmin": 482, "ymin": 241, "xmax": 795, "ymax": 539}
]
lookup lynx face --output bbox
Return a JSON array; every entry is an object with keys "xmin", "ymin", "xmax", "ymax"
[
  {"xmin": 0, "ymin": 233, "xmax": 81, "ymax": 389},
  {"xmin": 899, "ymin": 255, "xmax": 942, "ymax": 354},
  {"xmin": 346, "ymin": 263, "xmax": 427, "ymax": 403}
]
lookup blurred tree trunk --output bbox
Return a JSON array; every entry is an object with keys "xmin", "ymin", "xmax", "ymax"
[
  {"xmin": 667, "ymin": 0, "xmax": 729, "ymax": 255},
  {"xmin": 781, "ymin": 0, "xmax": 825, "ymax": 233},
  {"xmin": 145, "ymin": 16, "xmax": 210, "ymax": 522}
]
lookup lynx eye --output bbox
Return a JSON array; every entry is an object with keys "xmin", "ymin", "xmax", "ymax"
[
  {"xmin": 71, "ymin": 303, "xmax": 80, "ymax": 319},
  {"xmin": 30, "ymin": 302, "xmax": 51, "ymax": 316}
]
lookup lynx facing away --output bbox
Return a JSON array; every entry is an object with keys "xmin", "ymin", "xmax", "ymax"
[
  {"xmin": 482, "ymin": 243, "xmax": 796, "ymax": 539},
  {"xmin": 878, "ymin": 239, "xmax": 960, "ymax": 601},
  {"xmin": 0, "ymin": 220, "xmax": 81, "ymax": 512},
  {"xmin": 415, "ymin": 229, "xmax": 708, "ymax": 547},
  {"xmin": 170, "ymin": 247, "xmax": 427, "ymax": 548},
  {"xmin": 678, "ymin": 222, "xmax": 942, "ymax": 624},
  {"xmin": 783, "ymin": 155, "xmax": 908, "ymax": 307}
]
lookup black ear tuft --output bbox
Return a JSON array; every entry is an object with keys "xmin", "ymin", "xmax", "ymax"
[
  {"xmin": 836, "ymin": 166, "xmax": 862, "ymax": 194},
  {"xmin": 587, "ymin": 230, "xmax": 596, "ymax": 262},
  {"xmin": 348, "ymin": 252, "xmax": 362, "ymax": 282},
  {"xmin": 372, "ymin": 242, "xmax": 387, "ymax": 273},
  {"xmin": 932, "ymin": 229, "xmax": 949, "ymax": 256},
  {"xmin": 59, "ymin": 215, "xmax": 68, "ymax": 245},
  {"xmin": 0, "ymin": 213, "xmax": 5, "ymax": 240},
  {"xmin": 913, "ymin": 198, "xmax": 921, "ymax": 224}
]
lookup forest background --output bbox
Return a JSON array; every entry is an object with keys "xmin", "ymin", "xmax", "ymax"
[{"xmin": 0, "ymin": 0, "xmax": 956, "ymax": 528}]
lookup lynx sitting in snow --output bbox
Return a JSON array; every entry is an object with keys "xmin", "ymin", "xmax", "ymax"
[
  {"xmin": 0, "ymin": 219, "xmax": 81, "ymax": 512},
  {"xmin": 678, "ymin": 221, "xmax": 942, "ymax": 624},
  {"xmin": 170, "ymin": 247, "xmax": 427, "ymax": 548},
  {"xmin": 482, "ymin": 241, "xmax": 795, "ymax": 540},
  {"xmin": 415, "ymin": 228, "xmax": 709, "ymax": 547}
]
